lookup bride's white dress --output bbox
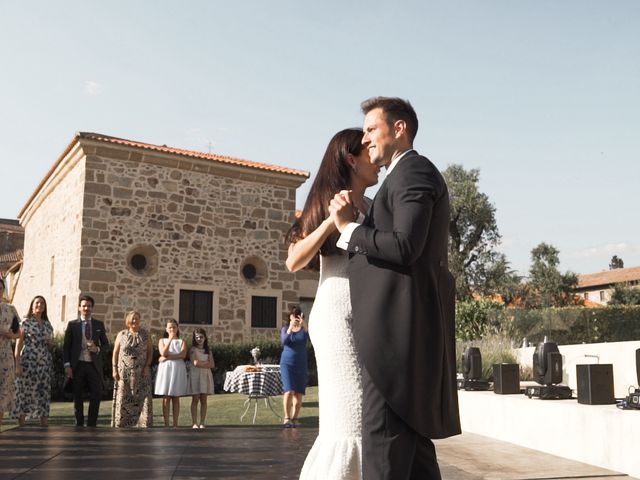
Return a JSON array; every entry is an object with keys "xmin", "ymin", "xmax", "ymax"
[{"xmin": 300, "ymin": 252, "xmax": 362, "ymax": 479}]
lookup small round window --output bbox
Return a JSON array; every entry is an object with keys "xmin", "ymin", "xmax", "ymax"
[
  {"xmin": 240, "ymin": 256, "xmax": 267, "ymax": 286},
  {"xmin": 131, "ymin": 254, "xmax": 147, "ymax": 272},
  {"xmin": 126, "ymin": 245, "xmax": 158, "ymax": 277}
]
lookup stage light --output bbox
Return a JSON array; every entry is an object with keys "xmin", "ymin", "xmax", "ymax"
[
  {"xmin": 458, "ymin": 347, "xmax": 489, "ymax": 391},
  {"xmin": 525, "ymin": 341, "xmax": 572, "ymax": 400}
]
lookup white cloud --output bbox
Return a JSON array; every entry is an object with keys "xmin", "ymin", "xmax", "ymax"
[
  {"xmin": 83, "ymin": 80, "xmax": 103, "ymax": 96},
  {"xmin": 570, "ymin": 243, "xmax": 640, "ymax": 259}
]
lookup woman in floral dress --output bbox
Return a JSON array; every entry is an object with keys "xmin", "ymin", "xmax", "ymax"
[
  {"xmin": 14, "ymin": 295, "xmax": 54, "ymax": 426},
  {"xmin": 0, "ymin": 278, "xmax": 21, "ymax": 429},
  {"xmin": 111, "ymin": 310, "xmax": 153, "ymax": 428}
]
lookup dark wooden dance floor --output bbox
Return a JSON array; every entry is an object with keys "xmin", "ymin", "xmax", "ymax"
[
  {"xmin": 0, "ymin": 426, "xmax": 631, "ymax": 479},
  {"xmin": 0, "ymin": 426, "xmax": 314, "ymax": 480}
]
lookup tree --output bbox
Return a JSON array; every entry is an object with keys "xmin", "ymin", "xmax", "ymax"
[
  {"xmin": 528, "ymin": 243, "xmax": 578, "ymax": 307},
  {"xmin": 608, "ymin": 284, "xmax": 640, "ymax": 305},
  {"xmin": 609, "ymin": 255, "xmax": 624, "ymax": 270},
  {"xmin": 443, "ymin": 164, "xmax": 507, "ymax": 300}
]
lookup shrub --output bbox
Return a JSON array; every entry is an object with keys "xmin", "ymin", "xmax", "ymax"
[{"xmin": 455, "ymin": 299, "xmax": 504, "ymax": 341}]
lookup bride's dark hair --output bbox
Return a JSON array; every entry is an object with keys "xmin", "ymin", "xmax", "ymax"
[{"xmin": 285, "ymin": 128, "xmax": 364, "ymax": 271}]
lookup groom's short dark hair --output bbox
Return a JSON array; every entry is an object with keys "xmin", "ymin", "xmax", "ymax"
[{"xmin": 361, "ymin": 96, "xmax": 418, "ymax": 143}]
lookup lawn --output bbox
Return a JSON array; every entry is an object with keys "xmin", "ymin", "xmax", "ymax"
[{"xmin": 1, "ymin": 386, "xmax": 319, "ymax": 431}]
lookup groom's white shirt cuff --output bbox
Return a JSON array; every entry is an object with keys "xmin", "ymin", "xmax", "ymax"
[{"xmin": 336, "ymin": 212, "xmax": 365, "ymax": 250}]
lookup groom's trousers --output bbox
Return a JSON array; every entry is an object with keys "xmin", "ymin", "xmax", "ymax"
[{"xmin": 361, "ymin": 366, "xmax": 441, "ymax": 480}]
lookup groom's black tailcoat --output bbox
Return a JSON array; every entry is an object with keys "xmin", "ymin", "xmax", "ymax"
[{"xmin": 347, "ymin": 151, "xmax": 461, "ymax": 439}]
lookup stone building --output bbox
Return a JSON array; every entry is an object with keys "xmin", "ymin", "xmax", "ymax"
[
  {"xmin": 12, "ymin": 132, "xmax": 318, "ymax": 342},
  {"xmin": 0, "ymin": 219, "xmax": 23, "ymax": 272}
]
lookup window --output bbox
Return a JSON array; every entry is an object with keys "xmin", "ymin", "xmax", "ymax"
[
  {"xmin": 584, "ymin": 292, "xmax": 589, "ymax": 300},
  {"xmin": 251, "ymin": 295, "xmax": 277, "ymax": 328},
  {"xmin": 179, "ymin": 289, "xmax": 213, "ymax": 325},
  {"xmin": 599, "ymin": 291, "xmax": 605, "ymax": 302}
]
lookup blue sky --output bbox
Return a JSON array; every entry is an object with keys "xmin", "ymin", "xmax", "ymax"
[{"xmin": 1, "ymin": 1, "xmax": 638, "ymax": 276}]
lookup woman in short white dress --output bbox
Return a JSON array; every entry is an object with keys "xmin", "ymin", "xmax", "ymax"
[
  {"xmin": 285, "ymin": 128, "xmax": 379, "ymax": 479},
  {"xmin": 154, "ymin": 319, "xmax": 187, "ymax": 427}
]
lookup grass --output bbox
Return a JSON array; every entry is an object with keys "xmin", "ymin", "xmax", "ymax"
[{"xmin": 1, "ymin": 386, "xmax": 319, "ymax": 432}]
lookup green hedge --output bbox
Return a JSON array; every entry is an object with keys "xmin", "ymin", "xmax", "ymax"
[
  {"xmin": 455, "ymin": 301, "xmax": 640, "ymax": 345},
  {"xmin": 46, "ymin": 335, "xmax": 317, "ymax": 401}
]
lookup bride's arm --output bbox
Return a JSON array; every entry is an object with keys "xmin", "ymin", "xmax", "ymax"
[{"xmin": 286, "ymin": 217, "xmax": 336, "ymax": 272}]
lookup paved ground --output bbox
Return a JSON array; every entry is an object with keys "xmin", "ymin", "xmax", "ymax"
[{"xmin": 0, "ymin": 426, "xmax": 634, "ymax": 480}]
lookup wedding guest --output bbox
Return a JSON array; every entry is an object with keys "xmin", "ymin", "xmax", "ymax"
[
  {"xmin": 111, "ymin": 310, "xmax": 153, "ymax": 428},
  {"xmin": 63, "ymin": 294, "xmax": 109, "ymax": 427},
  {"xmin": 154, "ymin": 319, "xmax": 187, "ymax": 427},
  {"xmin": 14, "ymin": 295, "xmax": 54, "ymax": 427},
  {"xmin": 0, "ymin": 278, "xmax": 20, "ymax": 429},
  {"xmin": 280, "ymin": 306, "xmax": 308, "ymax": 428},
  {"xmin": 187, "ymin": 328, "xmax": 215, "ymax": 429}
]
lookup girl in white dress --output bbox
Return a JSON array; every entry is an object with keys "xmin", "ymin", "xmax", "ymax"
[
  {"xmin": 154, "ymin": 319, "xmax": 187, "ymax": 427},
  {"xmin": 285, "ymin": 128, "xmax": 380, "ymax": 479}
]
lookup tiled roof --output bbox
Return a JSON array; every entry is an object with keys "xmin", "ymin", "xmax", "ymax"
[
  {"xmin": 78, "ymin": 132, "xmax": 309, "ymax": 177},
  {"xmin": 576, "ymin": 266, "xmax": 640, "ymax": 289},
  {"xmin": 0, "ymin": 220, "xmax": 24, "ymax": 233},
  {"xmin": 0, "ymin": 249, "xmax": 23, "ymax": 263},
  {"xmin": 19, "ymin": 131, "xmax": 310, "ymax": 220}
]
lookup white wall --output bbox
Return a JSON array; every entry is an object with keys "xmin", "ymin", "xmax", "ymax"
[{"xmin": 516, "ymin": 340, "xmax": 640, "ymax": 398}]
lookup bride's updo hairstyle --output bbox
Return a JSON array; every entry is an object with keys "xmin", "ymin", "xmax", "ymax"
[{"xmin": 285, "ymin": 128, "xmax": 364, "ymax": 271}]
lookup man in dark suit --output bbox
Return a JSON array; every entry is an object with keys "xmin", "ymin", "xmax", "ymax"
[
  {"xmin": 330, "ymin": 97, "xmax": 461, "ymax": 479},
  {"xmin": 63, "ymin": 294, "xmax": 109, "ymax": 427}
]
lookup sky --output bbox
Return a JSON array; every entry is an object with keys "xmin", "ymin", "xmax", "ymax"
[{"xmin": 1, "ymin": 1, "xmax": 639, "ymax": 276}]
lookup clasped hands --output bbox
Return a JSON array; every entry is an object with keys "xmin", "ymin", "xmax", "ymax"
[{"xmin": 329, "ymin": 190, "xmax": 358, "ymax": 233}]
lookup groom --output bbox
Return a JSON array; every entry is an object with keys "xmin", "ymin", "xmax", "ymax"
[{"xmin": 330, "ymin": 97, "xmax": 460, "ymax": 479}]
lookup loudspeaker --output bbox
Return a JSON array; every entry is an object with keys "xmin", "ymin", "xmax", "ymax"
[
  {"xmin": 493, "ymin": 363, "xmax": 520, "ymax": 394},
  {"xmin": 576, "ymin": 364, "xmax": 615, "ymax": 405}
]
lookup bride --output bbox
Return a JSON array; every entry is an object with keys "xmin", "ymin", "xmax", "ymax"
[{"xmin": 285, "ymin": 128, "xmax": 380, "ymax": 479}]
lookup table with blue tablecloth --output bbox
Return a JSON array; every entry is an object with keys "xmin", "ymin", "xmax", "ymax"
[{"xmin": 223, "ymin": 364, "xmax": 283, "ymax": 423}]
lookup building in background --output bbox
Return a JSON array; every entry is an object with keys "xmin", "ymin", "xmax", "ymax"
[
  {"xmin": 575, "ymin": 266, "xmax": 640, "ymax": 305},
  {"xmin": 11, "ymin": 132, "xmax": 318, "ymax": 342}
]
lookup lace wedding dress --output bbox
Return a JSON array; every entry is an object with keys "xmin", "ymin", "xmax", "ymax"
[{"xmin": 300, "ymin": 252, "xmax": 362, "ymax": 479}]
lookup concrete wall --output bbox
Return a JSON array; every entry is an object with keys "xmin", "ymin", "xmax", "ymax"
[{"xmin": 458, "ymin": 390, "xmax": 640, "ymax": 478}]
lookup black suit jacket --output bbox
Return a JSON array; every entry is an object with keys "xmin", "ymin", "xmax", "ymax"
[
  {"xmin": 63, "ymin": 318, "xmax": 109, "ymax": 374},
  {"xmin": 347, "ymin": 151, "xmax": 461, "ymax": 439}
]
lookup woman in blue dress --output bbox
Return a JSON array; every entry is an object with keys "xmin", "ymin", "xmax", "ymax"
[{"xmin": 280, "ymin": 305, "xmax": 308, "ymax": 427}]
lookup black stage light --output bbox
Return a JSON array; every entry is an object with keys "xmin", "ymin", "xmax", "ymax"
[
  {"xmin": 525, "ymin": 341, "xmax": 572, "ymax": 400},
  {"xmin": 458, "ymin": 347, "xmax": 490, "ymax": 391}
]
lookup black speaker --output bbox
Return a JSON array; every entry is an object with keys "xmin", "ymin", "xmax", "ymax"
[
  {"xmin": 493, "ymin": 363, "xmax": 520, "ymax": 394},
  {"xmin": 576, "ymin": 364, "xmax": 615, "ymax": 405}
]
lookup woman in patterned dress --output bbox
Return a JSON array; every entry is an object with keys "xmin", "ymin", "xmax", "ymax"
[
  {"xmin": 0, "ymin": 278, "xmax": 21, "ymax": 429},
  {"xmin": 14, "ymin": 295, "xmax": 54, "ymax": 427},
  {"xmin": 111, "ymin": 310, "xmax": 153, "ymax": 428}
]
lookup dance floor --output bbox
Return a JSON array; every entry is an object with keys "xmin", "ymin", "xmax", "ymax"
[{"xmin": 0, "ymin": 426, "xmax": 632, "ymax": 480}]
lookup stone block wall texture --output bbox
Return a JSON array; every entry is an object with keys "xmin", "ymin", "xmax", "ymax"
[
  {"xmin": 15, "ymin": 137, "xmax": 317, "ymax": 345},
  {"xmin": 13, "ymin": 150, "xmax": 85, "ymax": 324}
]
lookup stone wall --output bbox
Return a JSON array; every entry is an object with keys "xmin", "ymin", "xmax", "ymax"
[
  {"xmin": 13, "ymin": 150, "xmax": 85, "ymax": 326},
  {"xmin": 76, "ymin": 142, "xmax": 315, "ymax": 342}
]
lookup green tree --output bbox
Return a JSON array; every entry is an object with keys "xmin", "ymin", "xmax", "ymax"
[
  {"xmin": 443, "ymin": 165, "xmax": 507, "ymax": 300},
  {"xmin": 608, "ymin": 284, "xmax": 640, "ymax": 305},
  {"xmin": 528, "ymin": 243, "xmax": 578, "ymax": 307},
  {"xmin": 609, "ymin": 255, "xmax": 624, "ymax": 270}
]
